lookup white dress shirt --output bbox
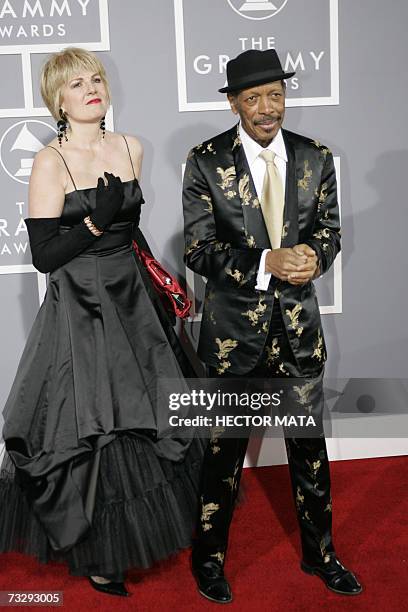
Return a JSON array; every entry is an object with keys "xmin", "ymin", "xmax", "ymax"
[{"xmin": 239, "ymin": 123, "xmax": 288, "ymax": 290}]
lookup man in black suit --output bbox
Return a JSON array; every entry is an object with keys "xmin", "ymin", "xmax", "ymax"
[{"xmin": 182, "ymin": 49, "xmax": 362, "ymax": 603}]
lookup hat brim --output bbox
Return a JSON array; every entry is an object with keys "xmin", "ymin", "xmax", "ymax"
[{"xmin": 219, "ymin": 71, "xmax": 295, "ymax": 94}]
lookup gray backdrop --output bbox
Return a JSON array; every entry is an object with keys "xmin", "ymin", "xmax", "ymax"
[{"xmin": 0, "ymin": 0, "xmax": 407, "ymax": 461}]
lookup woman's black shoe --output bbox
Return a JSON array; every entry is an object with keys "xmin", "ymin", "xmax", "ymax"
[{"xmin": 88, "ymin": 577, "xmax": 129, "ymax": 597}]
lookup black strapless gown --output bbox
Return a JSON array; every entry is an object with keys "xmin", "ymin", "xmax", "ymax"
[{"xmin": 0, "ymin": 179, "xmax": 203, "ymax": 577}]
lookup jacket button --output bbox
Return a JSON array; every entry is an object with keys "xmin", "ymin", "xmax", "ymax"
[{"xmin": 292, "ymin": 338, "xmax": 300, "ymax": 349}]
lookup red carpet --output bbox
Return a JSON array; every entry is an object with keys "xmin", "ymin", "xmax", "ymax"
[{"xmin": 1, "ymin": 455, "xmax": 407, "ymax": 611}]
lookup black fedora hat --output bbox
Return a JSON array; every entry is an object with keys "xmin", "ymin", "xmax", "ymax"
[{"xmin": 219, "ymin": 49, "xmax": 295, "ymax": 94}]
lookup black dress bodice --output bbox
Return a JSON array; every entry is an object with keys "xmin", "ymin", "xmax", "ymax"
[{"xmin": 59, "ymin": 178, "xmax": 143, "ymax": 255}]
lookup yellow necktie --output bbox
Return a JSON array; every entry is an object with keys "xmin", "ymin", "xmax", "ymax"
[{"xmin": 259, "ymin": 150, "xmax": 284, "ymax": 250}]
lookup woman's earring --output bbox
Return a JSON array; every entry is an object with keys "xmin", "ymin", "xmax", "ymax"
[
  {"xmin": 100, "ymin": 116, "xmax": 106, "ymax": 139},
  {"xmin": 57, "ymin": 109, "xmax": 68, "ymax": 147}
]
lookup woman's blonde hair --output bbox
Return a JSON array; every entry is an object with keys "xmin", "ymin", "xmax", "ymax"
[{"xmin": 40, "ymin": 47, "xmax": 111, "ymax": 121}]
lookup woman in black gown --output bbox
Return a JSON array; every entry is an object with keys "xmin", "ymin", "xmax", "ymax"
[{"xmin": 0, "ymin": 47, "xmax": 202, "ymax": 597}]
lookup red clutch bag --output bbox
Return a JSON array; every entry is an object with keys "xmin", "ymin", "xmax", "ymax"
[{"xmin": 132, "ymin": 240, "xmax": 192, "ymax": 319}]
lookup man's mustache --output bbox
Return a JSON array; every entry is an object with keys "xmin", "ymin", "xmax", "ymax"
[{"xmin": 254, "ymin": 116, "xmax": 281, "ymax": 125}]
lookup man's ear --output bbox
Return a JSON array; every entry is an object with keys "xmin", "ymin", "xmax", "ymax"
[{"xmin": 227, "ymin": 94, "xmax": 238, "ymax": 115}]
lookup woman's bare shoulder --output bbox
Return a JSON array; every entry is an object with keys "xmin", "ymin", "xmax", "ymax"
[
  {"xmin": 115, "ymin": 132, "xmax": 143, "ymax": 159},
  {"xmin": 105, "ymin": 131, "xmax": 142, "ymax": 151},
  {"xmin": 29, "ymin": 144, "xmax": 67, "ymax": 216},
  {"xmin": 123, "ymin": 133, "xmax": 143, "ymax": 152},
  {"xmin": 32, "ymin": 143, "xmax": 66, "ymax": 180},
  {"xmin": 116, "ymin": 133, "xmax": 143, "ymax": 177}
]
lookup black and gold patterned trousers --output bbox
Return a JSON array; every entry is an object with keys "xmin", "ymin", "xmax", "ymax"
[{"xmin": 194, "ymin": 301, "xmax": 334, "ymax": 568}]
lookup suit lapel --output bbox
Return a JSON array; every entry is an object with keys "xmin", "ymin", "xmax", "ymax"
[
  {"xmin": 281, "ymin": 130, "xmax": 299, "ymax": 248},
  {"xmin": 211, "ymin": 126, "xmax": 246, "ymax": 245},
  {"xmin": 231, "ymin": 125, "xmax": 272, "ymax": 250}
]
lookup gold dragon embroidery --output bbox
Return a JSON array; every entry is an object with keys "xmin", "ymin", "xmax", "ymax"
[
  {"xmin": 294, "ymin": 381, "xmax": 315, "ymax": 406},
  {"xmin": 265, "ymin": 338, "xmax": 280, "ymax": 366},
  {"xmin": 215, "ymin": 338, "xmax": 238, "ymax": 374},
  {"xmin": 306, "ymin": 459, "xmax": 322, "ymax": 479},
  {"xmin": 232, "ymin": 134, "xmax": 242, "ymax": 150},
  {"xmin": 313, "ymin": 228, "xmax": 330, "ymax": 240},
  {"xmin": 200, "ymin": 194, "xmax": 213, "ymax": 214},
  {"xmin": 243, "ymin": 228, "xmax": 256, "ymax": 248},
  {"xmin": 242, "ymin": 296, "xmax": 267, "ymax": 326},
  {"xmin": 312, "ymin": 140, "xmax": 330, "ymax": 157},
  {"xmin": 312, "ymin": 329, "xmax": 324, "ymax": 361},
  {"xmin": 214, "ymin": 241, "xmax": 231, "ymax": 252},
  {"xmin": 210, "ymin": 425, "xmax": 225, "ymax": 455},
  {"xmin": 320, "ymin": 536, "xmax": 331, "ymax": 563},
  {"xmin": 204, "ymin": 287, "xmax": 216, "ymax": 325},
  {"xmin": 278, "ymin": 363, "xmax": 289, "ymax": 376},
  {"xmin": 226, "ymin": 268, "xmax": 247, "ymax": 287},
  {"xmin": 195, "ymin": 142, "xmax": 216, "ymax": 155},
  {"xmin": 210, "ymin": 552, "xmax": 225, "ymax": 565},
  {"xmin": 215, "ymin": 338, "xmax": 238, "ymax": 360},
  {"xmin": 217, "ymin": 166, "xmax": 236, "ymax": 191},
  {"xmin": 298, "ymin": 160, "xmax": 313, "ymax": 191},
  {"xmin": 285, "ymin": 303, "xmax": 304, "ymax": 337},
  {"xmin": 225, "ymin": 189, "xmax": 237, "ymax": 200},
  {"xmin": 257, "ymin": 321, "xmax": 269, "ymax": 335},
  {"xmin": 185, "ymin": 239, "xmax": 199, "ymax": 256},
  {"xmin": 238, "ymin": 174, "xmax": 252, "ymax": 206},
  {"xmin": 222, "ymin": 460, "xmax": 240, "ymax": 492},
  {"xmin": 318, "ymin": 182, "xmax": 328, "ymax": 205},
  {"xmin": 201, "ymin": 500, "xmax": 220, "ymax": 532}
]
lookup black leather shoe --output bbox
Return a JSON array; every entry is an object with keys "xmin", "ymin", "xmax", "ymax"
[
  {"xmin": 88, "ymin": 577, "xmax": 129, "ymax": 597},
  {"xmin": 192, "ymin": 560, "xmax": 232, "ymax": 604},
  {"xmin": 301, "ymin": 554, "xmax": 362, "ymax": 595}
]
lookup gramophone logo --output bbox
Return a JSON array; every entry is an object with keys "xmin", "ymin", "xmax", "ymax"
[
  {"xmin": 227, "ymin": 0, "xmax": 288, "ymax": 20},
  {"xmin": 0, "ymin": 120, "xmax": 56, "ymax": 185}
]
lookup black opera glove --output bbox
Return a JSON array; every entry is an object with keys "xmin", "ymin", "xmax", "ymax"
[
  {"xmin": 90, "ymin": 172, "xmax": 124, "ymax": 231},
  {"xmin": 25, "ymin": 217, "xmax": 98, "ymax": 274}
]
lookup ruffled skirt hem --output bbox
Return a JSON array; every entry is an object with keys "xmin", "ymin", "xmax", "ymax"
[{"xmin": 0, "ymin": 433, "xmax": 203, "ymax": 577}]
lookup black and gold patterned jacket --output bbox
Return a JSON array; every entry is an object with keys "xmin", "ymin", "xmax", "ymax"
[{"xmin": 182, "ymin": 124, "xmax": 340, "ymax": 376}]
